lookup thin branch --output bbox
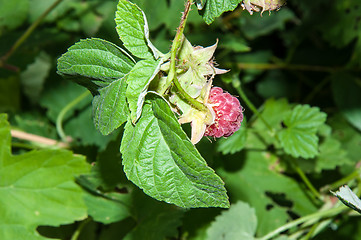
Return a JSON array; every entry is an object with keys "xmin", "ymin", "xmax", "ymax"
[
  {"xmin": 11, "ymin": 129, "xmax": 69, "ymax": 148},
  {"xmin": 56, "ymin": 90, "xmax": 90, "ymax": 142},
  {"xmin": 160, "ymin": 0, "xmax": 192, "ymax": 95}
]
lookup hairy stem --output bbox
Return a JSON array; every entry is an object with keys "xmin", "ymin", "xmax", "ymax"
[
  {"xmin": 159, "ymin": 0, "xmax": 208, "ymax": 112},
  {"xmin": 160, "ymin": 0, "xmax": 192, "ymax": 95}
]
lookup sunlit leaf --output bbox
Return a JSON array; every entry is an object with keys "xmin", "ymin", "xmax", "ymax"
[
  {"xmin": 278, "ymin": 104, "xmax": 327, "ymax": 158},
  {"xmin": 201, "ymin": 0, "xmax": 240, "ymax": 25},
  {"xmin": 0, "ymin": 114, "xmax": 90, "ymax": 239},
  {"xmin": 120, "ymin": 94, "xmax": 229, "ymax": 208},
  {"xmin": 126, "ymin": 58, "xmax": 162, "ymax": 122},
  {"xmin": 115, "ymin": 0, "xmax": 159, "ymax": 59},
  {"xmin": 57, "ymin": 38, "xmax": 135, "ymax": 94}
]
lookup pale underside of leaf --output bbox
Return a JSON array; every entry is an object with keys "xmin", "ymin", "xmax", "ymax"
[
  {"xmin": 115, "ymin": 0, "xmax": 158, "ymax": 59},
  {"xmin": 332, "ymin": 185, "xmax": 361, "ymax": 214},
  {"xmin": 126, "ymin": 58, "xmax": 162, "ymax": 123}
]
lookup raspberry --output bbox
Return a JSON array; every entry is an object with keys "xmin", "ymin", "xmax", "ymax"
[{"xmin": 204, "ymin": 87, "xmax": 243, "ymax": 138}]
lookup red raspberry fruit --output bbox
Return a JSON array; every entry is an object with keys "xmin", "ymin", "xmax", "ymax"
[{"xmin": 205, "ymin": 87, "xmax": 243, "ymax": 138}]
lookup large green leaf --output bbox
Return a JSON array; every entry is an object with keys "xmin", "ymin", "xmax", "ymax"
[
  {"xmin": 201, "ymin": 0, "xmax": 240, "ymax": 25},
  {"xmin": 0, "ymin": 114, "xmax": 90, "ymax": 239},
  {"xmin": 120, "ymin": 94, "xmax": 229, "ymax": 208},
  {"xmin": 218, "ymin": 151, "xmax": 317, "ymax": 235},
  {"xmin": 115, "ymin": 0, "xmax": 159, "ymax": 59},
  {"xmin": 278, "ymin": 104, "xmax": 327, "ymax": 159},
  {"xmin": 93, "ymin": 78, "xmax": 129, "ymax": 135},
  {"xmin": 57, "ymin": 38, "xmax": 135, "ymax": 94},
  {"xmin": 126, "ymin": 58, "xmax": 162, "ymax": 122},
  {"xmin": 206, "ymin": 201, "xmax": 257, "ymax": 240}
]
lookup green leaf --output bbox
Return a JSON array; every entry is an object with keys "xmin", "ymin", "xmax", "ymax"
[
  {"xmin": 278, "ymin": 104, "xmax": 327, "ymax": 159},
  {"xmin": 315, "ymin": 137, "xmax": 352, "ymax": 172},
  {"xmin": 93, "ymin": 78, "xmax": 129, "ymax": 135},
  {"xmin": 126, "ymin": 58, "xmax": 163, "ymax": 122},
  {"xmin": 0, "ymin": 75, "xmax": 20, "ymax": 112},
  {"xmin": 78, "ymin": 174, "xmax": 131, "ymax": 224},
  {"xmin": 57, "ymin": 38, "xmax": 135, "ymax": 94},
  {"xmin": 131, "ymin": 0, "xmax": 168, "ymax": 31},
  {"xmin": 218, "ymin": 151, "xmax": 317, "ymax": 235},
  {"xmin": 252, "ymin": 98, "xmax": 291, "ymax": 147},
  {"xmin": 206, "ymin": 201, "xmax": 257, "ymax": 240},
  {"xmin": 0, "ymin": 114, "xmax": 90, "ymax": 239},
  {"xmin": 20, "ymin": 52, "xmax": 51, "ymax": 103},
  {"xmin": 332, "ymin": 73, "xmax": 361, "ymax": 132},
  {"xmin": 329, "ymin": 114, "xmax": 361, "ymax": 164},
  {"xmin": 316, "ymin": 0, "xmax": 361, "ymax": 66},
  {"xmin": 40, "ymin": 81, "xmax": 116, "ymax": 150},
  {"xmin": 332, "ymin": 185, "xmax": 361, "ymax": 214},
  {"xmin": 216, "ymin": 124, "xmax": 247, "ymax": 155},
  {"xmin": 120, "ymin": 94, "xmax": 229, "ymax": 208},
  {"xmin": 0, "ymin": 0, "xmax": 28, "ymax": 33},
  {"xmin": 201, "ymin": 0, "xmax": 240, "ymax": 25},
  {"xmin": 115, "ymin": 0, "xmax": 159, "ymax": 59}
]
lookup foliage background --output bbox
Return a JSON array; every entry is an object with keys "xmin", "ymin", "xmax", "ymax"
[{"xmin": 1, "ymin": 0, "xmax": 361, "ymax": 239}]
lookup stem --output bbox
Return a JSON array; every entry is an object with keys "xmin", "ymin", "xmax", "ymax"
[
  {"xmin": 234, "ymin": 84, "xmax": 273, "ymax": 132},
  {"xmin": 257, "ymin": 205, "xmax": 346, "ymax": 240},
  {"xmin": 158, "ymin": 1, "xmax": 207, "ymax": 112},
  {"xmin": 160, "ymin": 0, "xmax": 192, "ymax": 95},
  {"xmin": 1, "ymin": 0, "xmax": 64, "ymax": 63},
  {"xmin": 71, "ymin": 218, "xmax": 91, "ymax": 240},
  {"xmin": 173, "ymin": 76, "xmax": 208, "ymax": 112},
  {"xmin": 288, "ymin": 159, "xmax": 323, "ymax": 202},
  {"xmin": 56, "ymin": 90, "xmax": 90, "ymax": 142},
  {"xmin": 11, "ymin": 129, "xmax": 69, "ymax": 148},
  {"xmin": 299, "ymin": 222, "xmax": 319, "ymax": 240}
]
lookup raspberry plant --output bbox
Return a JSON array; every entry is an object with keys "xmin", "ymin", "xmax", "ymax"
[{"xmin": 2, "ymin": 0, "xmax": 361, "ymax": 239}]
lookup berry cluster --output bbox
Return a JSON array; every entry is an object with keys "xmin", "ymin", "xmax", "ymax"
[{"xmin": 205, "ymin": 87, "xmax": 243, "ymax": 138}]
